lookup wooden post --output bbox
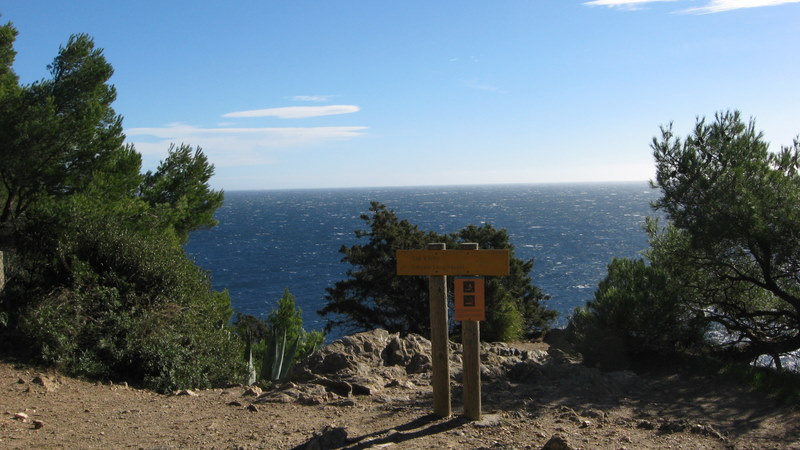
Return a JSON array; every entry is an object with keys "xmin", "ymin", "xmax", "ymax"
[
  {"xmin": 459, "ymin": 243, "xmax": 482, "ymax": 420},
  {"xmin": 396, "ymin": 244, "xmax": 507, "ymax": 419},
  {"xmin": 427, "ymin": 242, "xmax": 451, "ymax": 417}
]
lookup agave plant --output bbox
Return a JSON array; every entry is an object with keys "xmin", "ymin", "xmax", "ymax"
[
  {"xmin": 260, "ymin": 325, "xmax": 301, "ymax": 382},
  {"xmin": 244, "ymin": 334, "xmax": 257, "ymax": 386}
]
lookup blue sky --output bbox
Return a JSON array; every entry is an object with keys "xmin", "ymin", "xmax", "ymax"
[{"xmin": 3, "ymin": 0, "xmax": 799, "ymax": 190}]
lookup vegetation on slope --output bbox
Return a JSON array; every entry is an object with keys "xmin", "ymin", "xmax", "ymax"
[
  {"xmin": 0, "ymin": 22, "xmax": 244, "ymax": 392},
  {"xmin": 568, "ymin": 111, "xmax": 800, "ymax": 377}
]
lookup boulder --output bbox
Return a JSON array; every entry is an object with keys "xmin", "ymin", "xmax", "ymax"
[
  {"xmin": 256, "ymin": 383, "xmax": 333, "ymax": 405},
  {"xmin": 288, "ymin": 329, "xmax": 435, "ymax": 397},
  {"xmin": 286, "ymin": 328, "xmax": 602, "ymax": 402}
]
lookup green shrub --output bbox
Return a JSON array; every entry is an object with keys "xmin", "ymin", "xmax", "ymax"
[
  {"xmin": 483, "ymin": 295, "xmax": 524, "ymax": 342},
  {"xmin": 566, "ymin": 258, "xmax": 706, "ymax": 370},
  {"xmin": 4, "ymin": 202, "xmax": 245, "ymax": 392}
]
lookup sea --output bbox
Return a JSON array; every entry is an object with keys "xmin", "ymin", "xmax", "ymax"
[{"xmin": 184, "ymin": 182, "xmax": 660, "ymax": 340}]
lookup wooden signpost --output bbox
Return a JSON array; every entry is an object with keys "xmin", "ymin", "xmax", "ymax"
[
  {"xmin": 396, "ymin": 248, "xmax": 509, "ymax": 276},
  {"xmin": 396, "ymin": 243, "xmax": 509, "ymax": 420}
]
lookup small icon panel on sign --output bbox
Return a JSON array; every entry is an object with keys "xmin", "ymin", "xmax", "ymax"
[
  {"xmin": 463, "ymin": 281, "xmax": 475, "ymax": 293},
  {"xmin": 463, "ymin": 295, "xmax": 476, "ymax": 307},
  {"xmin": 454, "ymin": 277, "xmax": 485, "ymax": 321}
]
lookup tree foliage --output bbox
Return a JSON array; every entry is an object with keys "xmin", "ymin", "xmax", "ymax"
[
  {"xmin": 0, "ymin": 32, "xmax": 124, "ymax": 225},
  {"xmin": 0, "ymin": 27, "xmax": 242, "ymax": 391},
  {"xmin": 140, "ymin": 143, "xmax": 224, "ymax": 242},
  {"xmin": 0, "ymin": 21, "xmax": 18, "ymax": 96},
  {"xmin": 567, "ymin": 257, "xmax": 706, "ymax": 370},
  {"xmin": 650, "ymin": 111, "xmax": 800, "ymax": 363},
  {"xmin": 320, "ymin": 202, "xmax": 555, "ymax": 341},
  {"xmin": 319, "ymin": 202, "xmax": 437, "ymax": 336},
  {"xmin": 565, "ymin": 111, "xmax": 800, "ymax": 370}
]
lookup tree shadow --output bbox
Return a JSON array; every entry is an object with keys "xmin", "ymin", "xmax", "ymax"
[
  {"xmin": 623, "ymin": 367, "xmax": 800, "ymax": 445},
  {"xmin": 477, "ymin": 357, "xmax": 800, "ymax": 447},
  {"xmin": 342, "ymin": 413, "xmax": 467, "ymax": 449}
]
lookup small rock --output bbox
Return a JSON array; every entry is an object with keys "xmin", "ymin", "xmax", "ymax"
[
  {"xmin": 579, "ymin": 420, "xmax": 592, "ymax": 428},
  {"xmin": 175, "ymin": 389, "xmax": 199, "ymax": 397},
  {"xmin": 14, "ymin": 412, "xmax": 29, "ymax": 422},
  {"xmin": 373, "ymin": 394, "xmax": 410, "ymax": 404},
  {"xmin": 582, "ymin": 409, "xmax": 606, "ymax": 421},
  {"xmin": 246, "ymin": 404, "xmax": 259, "ymax": 412},
  {"xmin": 637, "ymin": 420, "xmax": 656, "ymax": 430},
  {"xmin": 659, "ymin": 419, "xmax": 690, "ymax": 434},
  {"xmin": 330, "ymin": 399, "xmax": 357, "ymax": 407},
  {"xmin": 257, "ymin": 392, "xmax": 294, "ymax": 403},
  {"xmin": 32, "ymin": 375, "xmax": 58, "ymax": 392},
  {"xmin": 555, "ymin": 406, "xmax": 582, "ymax": 424},
  {"xmin": 227, "ymin": 401, "xmax": 243, "ymax": 407},
  {"xmin": 33, "ymin": 420, "xmax": 44, "ymax": 429},
  {"xmin": 16, "ymin": 378, "xmax": 25, "ymax": 384},
  {"xmin": 348, "ymin": 376, "xmax": 382, "ymax": 395},
  {"xmin": 690, "ymin": 423, "xmax": 726, "ymax": 440},
  {"xmin": 297, "ymin": 425, "xmax": 348, "ymax": 450},
  {"xmin": 542, "ymin": 433, "xmax": 573, "ymax": 450},
  {"xmin": 242, "ymin": 386, "xmax": 262, "ymax": 397},
  {"xmin": 474, "ymin": 414, "xmax": 502, "ymax": 428}
]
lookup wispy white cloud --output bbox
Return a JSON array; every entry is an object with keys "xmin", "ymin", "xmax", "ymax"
[
  {"xmin": 127, "ymin": 123, "xmax": 367, "ymax": 141},
  {"xmin": 583, "ymin": 0, "xmax": 800, "ymax": 12},
  {"xmin": 289, "ymin": 95, "xmax": 334, "ymax": 102},
  {"xmin": 223, "ymin": 105, "xmax": 360, "ymax": 119},
  {"xmin": 583, "ymin": 0, "xmax": 678, "ymax": 9},
  {"xmin": 464, "ymin": 80, "xmax": 505, "ymax": 93},
  {"xmin": 126, "ymin": 123, "xmax": 367, "ymax": 167},
  {"xmin": 680, "ymin": 0, "xmax": 800, "ymax": 13}
]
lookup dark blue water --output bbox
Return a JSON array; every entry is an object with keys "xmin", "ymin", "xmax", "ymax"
[{"xmin": 184, "ymin": 182, "xmax": 659, "ymax": 337}]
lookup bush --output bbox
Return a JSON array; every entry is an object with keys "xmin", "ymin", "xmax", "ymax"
[
  {"xmin": 2, "ymin": 202, "xmax": 245, "ymax": 392},
  {"xmin": 484, "ymin": 297, "xmax": 525, "ymax": 342},
  {"xmin": 566, "ymin": 258, "xmax": 706, "ymax": 370}
]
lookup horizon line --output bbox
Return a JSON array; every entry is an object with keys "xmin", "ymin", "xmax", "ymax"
[{"xmin": 218, "ymin": 179, "xmax": 653, "ymax": 193}]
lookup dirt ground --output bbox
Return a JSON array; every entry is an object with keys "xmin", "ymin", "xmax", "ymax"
[{"xmin": 2, "ymin": 344, "xmax": 799, "ymax": 449}]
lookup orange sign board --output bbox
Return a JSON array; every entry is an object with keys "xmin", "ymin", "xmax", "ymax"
[
  {"xmin": 454, "ymin": 277, "xmax": 485, "ymax": 321},
  {"xmin": 396, "ymin": 250, "xmax": 509, "ymax": 276}
]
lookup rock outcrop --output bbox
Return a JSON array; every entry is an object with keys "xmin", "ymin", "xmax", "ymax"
[{"xmin": 282, "ymin": 329, "xmax": 638, "ymax": 404}]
